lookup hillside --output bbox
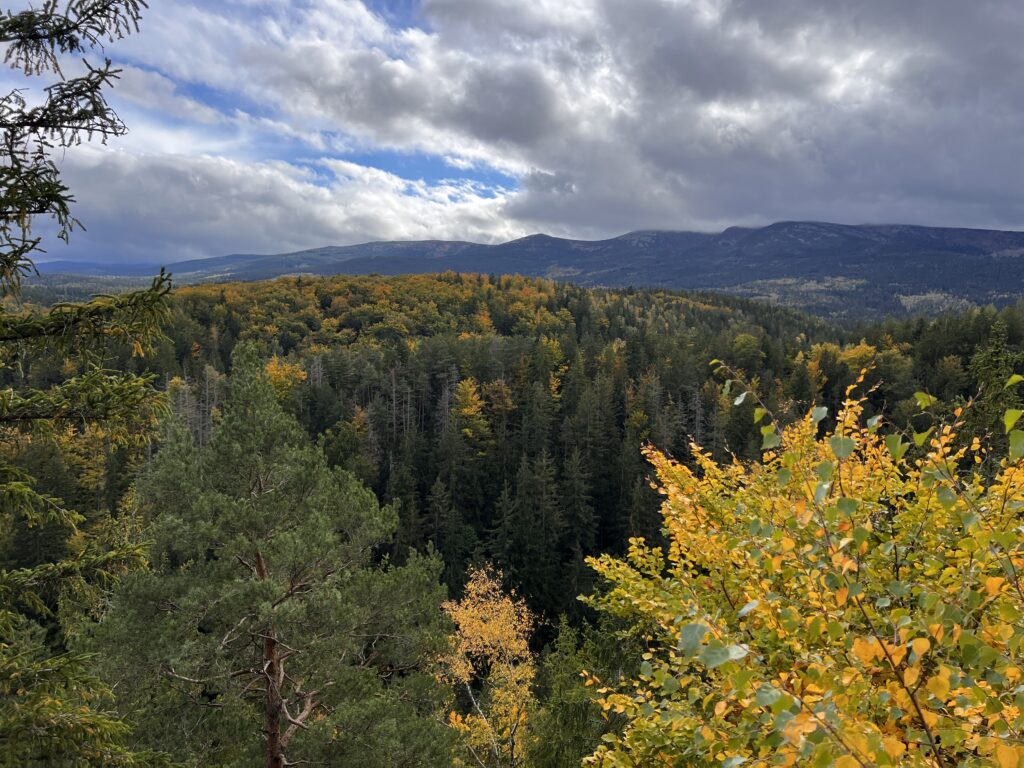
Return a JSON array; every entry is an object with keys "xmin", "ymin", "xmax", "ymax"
[
  {"xmin": 11, "ymin": 271, "xmax": 1024, "ymax": 766},
  {"xmin": 38, "ymin": 221, "xmax": 1024, "ymax": 321}
]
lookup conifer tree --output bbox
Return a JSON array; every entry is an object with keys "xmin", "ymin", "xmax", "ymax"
[
  {"xmin": 512, "ymin": 450, "xmax": 565, "ymax": 614},
  {"xmin": 428, "ymin": 474, "xmax": 476, "ymax": 591},
  {"xmin": 90, "ymin": 346, "xmax": 451, "ymax": 767},
  {"xmin": 560, "ymin": 447, "xmax": 597, "ymax": 608},
  {"xmin": 488, "ymin": 480, "xmax": 519, "ymax": 571},
  {"xmin": 561, "ymin": 447, "xmax": 596, "ymax": 554},
  {"xmin": 0, "ymin": 3, "xmax": 171, "ymax": 763}
]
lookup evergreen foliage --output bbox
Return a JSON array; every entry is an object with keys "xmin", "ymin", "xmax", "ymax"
[
  {"xmin": 0, "ymin": 2, "xmax": 171, "ymax": 763},
  {"xmin": 89, "ymin": 345, "xmax": 452, "ymax": 766}
]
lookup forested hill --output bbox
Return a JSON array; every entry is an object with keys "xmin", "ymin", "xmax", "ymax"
[
  {"xmin": 9, "ymin": 270, "xmax": 1024, "ymax": 764},
  {"xmin": 38, "ymin": 220, "xmax": 1024, "ymax": 320},
  {"xmin": 27, "ymin": 271, "xmax": 1017, "ymax": 621}
]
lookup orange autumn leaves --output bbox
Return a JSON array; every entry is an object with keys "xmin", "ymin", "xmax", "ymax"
[{"xmin": 584, "ymin": 385, "xmax": 1024, "ymax": 767}]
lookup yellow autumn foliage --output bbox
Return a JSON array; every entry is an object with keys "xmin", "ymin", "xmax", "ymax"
[
  {"xmin": 585, "ymin": 383, "xmax": 1024, "ymax": 767},
  {"xmin": 264, "ymin": 355, "xmax": 307, "ymax": 399},
  {"xmin": 439, "ymin": 566, "xmax": 536, "ymax": 768}
]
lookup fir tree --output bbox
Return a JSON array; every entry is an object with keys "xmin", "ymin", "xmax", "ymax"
[
  {"xmin": 560, "ymin": 447, "xmax": 597, "ymax": 609},
  {"xmin": 512, "ymin": 450, "xmax": 565, "ymax": 615},
  {"xmin": 427, "ymin": 475, "xmax": 476, "ymax": 591}
]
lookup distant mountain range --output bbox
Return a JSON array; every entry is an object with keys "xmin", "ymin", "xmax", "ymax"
[{"xmin": 38, "ymin": 221, "xmax": 1024, "ymax": 320}]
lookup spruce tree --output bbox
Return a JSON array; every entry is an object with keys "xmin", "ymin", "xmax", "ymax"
[
  {"xmin": 512, "ymin": 450, "xmax": 565, "ymax": 615},
  {"xmin": 427, "ymin": 474, "xmax": 476, "ymax": 590},
  {"xmin": 560, "ymin": 447, "xmax": 596, "ymax": 610},
  {"xmin": 0, "ymin": 3, "xmax": 171, "ymax": 763},
  {"xmin": 89, "ymin": 346, "xmax": 452, "ymax": 767}
]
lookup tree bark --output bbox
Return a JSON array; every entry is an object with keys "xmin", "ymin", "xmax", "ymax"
[
  {"xmin": 255, "ymin": 548, "xmax": 285, "ymax": 768},
  {"xmin": 265, "ymin": 634, "xmax": 284, "ymax": 768}
]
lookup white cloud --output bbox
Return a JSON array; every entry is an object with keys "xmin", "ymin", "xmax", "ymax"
[
  {"xmin": 16, "ymin": 0, "xmax": 1024, "ymax": 265},
  {"xmin": 56, "ymin": 148, "xmax": 523, "ymax": 265}
]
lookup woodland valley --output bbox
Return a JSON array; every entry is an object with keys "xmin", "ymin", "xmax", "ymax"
[
  {"xmin": 8, "ymin": 271, "xmax": 1024, "ymax": 766},
  {"xmin": 6, "ymin": 3, "xmax": 1024, "ymax": 768}
]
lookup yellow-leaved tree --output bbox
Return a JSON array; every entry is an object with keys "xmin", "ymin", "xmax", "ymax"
[
  {"xmin": 264, "ymin": 355, "xmax": 308, "ymax": 399},
  {"xmin": 440, "ymin": 566, "xmax": 536, "ymax": 768},
  {"xmin": 585, "ymin": 378, "xmax": 1024, "ymax": 767}
]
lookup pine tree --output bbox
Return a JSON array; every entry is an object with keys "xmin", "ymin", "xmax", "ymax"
[
  {"xmin": 967, "ymin": 319, "xmax": 1024, "ymax": 463},
  {"xmin": 0, "ymin": 3, "xmax": 172, "ymax": 763},
  {"xmin": 440, "ymin": 377, "xmax": 492, "ymax": 528},
  {"xmin": 528, "ymin": 619, "xmax": 608, "ymax": 768},
  {"xmin": 385, "ymin": 432, "xmax": 425, "ymax": 559},
  {"xmin": 89, "ymin": 346, "xmax": 451, "ymax": 767}
]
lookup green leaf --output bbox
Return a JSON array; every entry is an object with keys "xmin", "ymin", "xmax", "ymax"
[
  {"xmin": 937, "ymin": 486, "xmax": 957, "ymax": 509},
  {"xmin": 866, "ymin": 414, "xmax": 882, "ymax": 431},
  {"xmin": 700, "ymin": 638, "xmax": 749, "ymax": 671},
  {"xmin": 914, "ymin": 427, "xmax": 934, "ymax": 447},
  {"xmin": 698, "ymin": 643, "xmax": 730, "ymax": 668},
  {"xmin": 640, "ymin": 660, "xmax": 653, "ymax": 678},
  {"xmin": 755, "ymin": 685, "xmax": 781, "ymax": 706},
  {"xmin": 661, "ymin": 675, "xmax": 680, "ymax": 695},
  {"xmin": 733, "ymin": 391, "xmax": 747, "ymax": 406},
  {"xmin": 728, "ymin": 645, "xmax": 749, "ymax": 661},
  {"xmin": 814, "ymin": 482, "xmax": 830, "ymax": 506},
  {"xmin": 885, "ymin": 433, "xmax": 908, "ymax": 461},
  {"xmin": 914, "ymin": 391, "xmax": 938, "ymax": 409},
  {"xmin": 837, "ymin": 498, "xmax": 858, "ymax": 516},
  {"xmin": 1005, "ymin": 374, "xmax": 1024, "ymax": 389},
  {"xmin": 738, "ymin": 600, "xmax": 759, "ymax": 617},
  {"xmin": 762, "ymin": 429, "xmax": 780, "ymax": 450},
  {"xmin": 754, "ymin": 406, "xmax": 767, "ymax": 424},
  {"xmin": 830, "ymin": 436, "xmax": 856, "ymax": 460},
  {"xmin": 1010, "ymin": 430, "xmax": 1024, "ymax": 462},
  {"xmin": 811, "ymin": 406, "xmax": 828, "ymax": 425},
  {"xmin": 678, "ymin": 623, "xmax": 710, "ymax": 654},
  {"xmin": 700, "ymin": 642, "xmax": 747, "ymax": 668},
  {"xmin": 731, "ymin": 668, "xmax": 757, "ymax": 692},
  {"xmin": 1005, "ymin": 409, "xmax": 1023, "ymax": 434}
]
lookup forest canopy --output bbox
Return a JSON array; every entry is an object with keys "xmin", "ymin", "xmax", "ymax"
[{"xmin": 6, "ymin": 267, "xmax": 1024, "ymax": 765}]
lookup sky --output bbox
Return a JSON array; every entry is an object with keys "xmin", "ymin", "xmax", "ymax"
[{"xmin": 12, "ymin": 0, "xmax": 1024, "ymax": 265}]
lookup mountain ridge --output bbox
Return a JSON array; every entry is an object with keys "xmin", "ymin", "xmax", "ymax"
[{"xmin": 37, "ymin": 220, "xmax": 1024, "ymax": 320}]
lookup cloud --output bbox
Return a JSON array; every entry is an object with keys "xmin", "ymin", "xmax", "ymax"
[
  {"xmin": 20, "ymin": 0, "xmax": 1024, "ymax": 265},
  {"xmin": 56, "ymin": 148, "xmax": 521, "ymax": 266}
]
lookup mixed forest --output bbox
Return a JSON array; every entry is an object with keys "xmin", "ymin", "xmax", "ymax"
[
  {"xmin": 6, "ymin": 3, "xmax": 1024, "ymax": 768},
  {"xmin": 8, "ymin": 269, "xmax": 1024, "ymax": 766}
]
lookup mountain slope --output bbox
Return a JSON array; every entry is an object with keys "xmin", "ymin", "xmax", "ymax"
[{"xmin": 37, "ymin": 221, "xmax": 1024, "ymax": 320}]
